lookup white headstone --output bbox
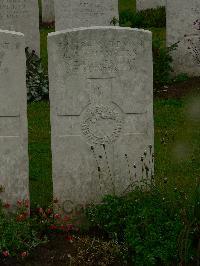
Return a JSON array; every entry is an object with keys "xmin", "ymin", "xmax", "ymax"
[
  {"xmin": 42, "ymin": 0, "xmax": 55, "ymax": 24},
  {"xmin": 0, "ymin": 0, "xmax": 40, "ymax": 54},
  {"xmin": 166, "ymin": 0, "xmax": 200, "ymax": 75},
  {"xmin": 48, "ymin": 27, "xmax": 154, "ymax": 212},
  {"xmin": 0, "ymin": 30, "xmax": 29, "ymax": 208},
  {"xmin": 136, "ymin": 0, "xmax": 165, "ymax": 10},
  {"xmin": 54, "ymin": 0, "xmax": 119, "ymax": 31}
]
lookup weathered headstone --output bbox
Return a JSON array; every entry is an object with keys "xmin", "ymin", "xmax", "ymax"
[
  {"xmin": 166, "ymin": 0, "xmax": 200, "ymax": 75},
  {"xmin": 42, "ymin": 0, "xmax": 55, "ymax": 24},
  {"xmin": 48, "ymin": 27, "xmax": 154, "ymax": 212},
  {"xmin": 0, "ymin": 30, "xmax": 29, "ymax": 208},
  {"xmin": 54, "ymin": 0, "xmax": 119, "ymax": 31},
  {"xmin": 0, "ymin": 0, "xmax": 40, "ymax": 54},
  {"xmin": 136, "ymin": 0, "xmax": 165, "ymax": 10}
]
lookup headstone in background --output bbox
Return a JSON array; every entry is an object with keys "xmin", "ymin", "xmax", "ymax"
[
  {"xmin": 166, "ymin": 0, "xmax": 200, "ymax": 76},
  {"xmin": 0, "ymin": 0, "xmax": 40, "ymax": 54},
  {"xmin": 42, "ymin": 0, "xmax": 55, "ymax": 24},
  {"xmin": 48, "ymin": 27, "xmax": 154, "ymax": 212},
  {"xmin": 136, "ymin": 0, "xmax": 165, "ymax": 10},
  {"xmin": 54, "ymin": 0, "xmax": 119, "ymax": 31},
  {"xmin": 0, "ymin": 30, "xmax": 29, "ymax": 208}
]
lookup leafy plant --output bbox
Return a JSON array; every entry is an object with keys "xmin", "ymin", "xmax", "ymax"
[
  {"xmin": 153, "ymin": 38, "xmax": 178, "ymax": 90},
  {"xmin": 119, "ymin": 7, "xmax": 166, "ymax": 28},
  {"xmin": 86, "ymin": 179, "xmax": 200, "ymax": 265},
  {"xmin": 26, "ymin": 47, "xmax": 49, "ymax": 102},
  {"xmin": 0, "ymin": 199, "xmax": 46, "ymax": 258},
  {"xmin": 173, "ymin": 73, "xmax": 189, "ymax": 83}
]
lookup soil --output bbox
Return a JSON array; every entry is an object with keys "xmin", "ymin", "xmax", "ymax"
[{"xmin": 0, "ymin": 232, "xmax": 124, "ymax": 266}]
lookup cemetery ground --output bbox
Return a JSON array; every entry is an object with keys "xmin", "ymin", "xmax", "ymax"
[
  {"xmin": 0, "ymin": 1, "xmax": 200, "ymax": 265},
  {"xmin": 1, "ymin": 82, "xmax": 198, "ymax": 266}
]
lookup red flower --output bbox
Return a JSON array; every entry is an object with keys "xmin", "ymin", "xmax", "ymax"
[
  {"xmin": 22, "ymin": 212, "xmax": 28, "ymax": 218},
  {"xmin": 17, "ymin": 200, "xmax": 23, "ymax": 206},
  {"xmin": 49, "ymin": 224, "xmax": 57, "ymax": 230},
  {"xmin": 54, "ymin": 213, "xmax": 61, "ymax": 219},
  {"xmin": 2, "ymin": 251, "xmax": 9, "ymax": 257},
  {"xmin": 24, "ymin": 199, "xmax": 29, "ymax": 208},
  {"xmin": 38, "ymin": 207, "xmax": 44, "ymax": 214},
  {"xmin": 67, "ymin": 224, "xmax": 74, "ymax": 231},
  {"xmin": 59, "ymin": 225, "xmax": 65, "ymax": 231},
  {"xmin": 21, "ymin": 251, "xmax": 28, "ymax": 258},
  {"xmin": 16, "ymin": 214, "xmax": 23, "ymax": 221},
  {"xmin": 66, "ymin": 235, "xmax": 74, "ymax": 243},
  {"xmin": 3, "ymin": 203, "xmax": 10, "ymax": 209},
  {"xmin": 46, "ymin": 208, "xmax": 52, "ymax": 214},
  {"xmin": 16, "ymin": 212, "xmax": 27, "ymax": 222}
]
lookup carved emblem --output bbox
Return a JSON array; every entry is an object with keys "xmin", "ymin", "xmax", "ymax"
[{"xmin": 81, "ymin": 103, "xmax": 124, "ymax": 145}]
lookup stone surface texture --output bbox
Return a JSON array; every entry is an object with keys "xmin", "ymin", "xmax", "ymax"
[
  {"xmin": 0, "ymin": 0, "xmax": 40, "ymax": 54},
  {"xmin": 136, "ymin": 0, "xmax": 165, "ymax": 10},
  {"xmin": 48, "ymin": 27, "xmax": 154, "ymax": 212},
  {"xmin": 42, "ymin": 0, "xmax": 55, "ymax": 23},
  {"xmin": 166, "ymin": 0, "xmax": 200, "ymax": 75},
  {"xmin": 0, "ymin": 30, "xmax": 29, "ymax": 208},
  {"xmin": 54, "ymin": 0, "xmax": 119, "ymax": 31}
]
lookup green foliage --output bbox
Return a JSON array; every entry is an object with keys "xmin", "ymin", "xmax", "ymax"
[
  {"xmin": 173, "ymin": 73, "xmax": 189, "ymax": 83},
  {"xmin": 40, "ymin": 27, "xmax": 55, "ymax": 71},
  {"xmin": 26, "ymin": 47, "xmax": 49, "ymax": 102},
  {"xmin": 153, "ymin": 38, "xmax": 177, "ymax": 90},
  {"xmin": 86, "ymin": 181, "xmax": 200, "ymax": 265},
  {"xmin": 120, "ymin": 7, "xmax": 165, "ymax": 28},
  {"xmin": 119, "ymin": 0, "xmax": 136, "ymax": 14}
]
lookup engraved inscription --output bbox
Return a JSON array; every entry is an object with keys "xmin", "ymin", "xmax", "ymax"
[
  {"xmin": 55, "ymin": 0, "xmax": 118, "ymax": 30},
  {"xmin": 59, "ymin": 38, "xmax": 137, "ymax": 75},
  {"xmin": 0, "ymin": 0, "xmax": 40, "ymax": 53},
  {"xmin": 0, "ymin": 0, "xmax": 30, "ymax": 21},
  {"xmin": 81, "ymin": 103, "xmax": 124, "ymax": 145}
]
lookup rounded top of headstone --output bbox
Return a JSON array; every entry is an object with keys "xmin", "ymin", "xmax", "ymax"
[
  {"xmin": 48, "ymin": 26, "xmax": 152, "ymax": 38},
  {"xmin": 0, "ymin": 29, "xmax": 24, "ymax": 36}
]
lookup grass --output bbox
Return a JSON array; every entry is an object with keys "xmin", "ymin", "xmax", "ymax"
[
  {"xmin": 119, "ymin": 0, "xmax": 136, "ymax": 13},
  {"xmin": 40, "ymin": 27, "xmax": 54, "ymax": 71},
  {"xmin": 154, "ymin": 96, "xmax": 200, "ymax": 189},
  {"xmin": 151, "ymin": 27, "xmax": 166, "ymax": 42},
  {"xmin": 28, "ymin": 101, "xmax": 52, "ymax": 207},
  {"xmin": 29, "ymin": 1, "xmax": 199, "ymax": 208}
]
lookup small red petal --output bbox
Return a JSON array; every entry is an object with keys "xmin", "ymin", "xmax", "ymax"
[{"xmin": 2, "ymin": 251, "xmax": 10, "ymax": 257}]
